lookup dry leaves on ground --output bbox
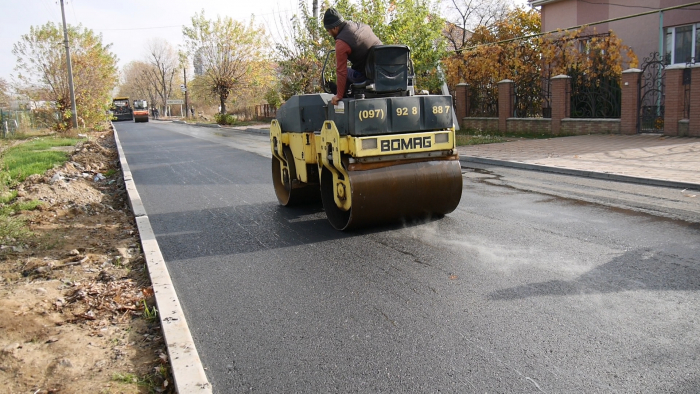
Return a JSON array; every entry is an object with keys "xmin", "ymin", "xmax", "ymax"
[{"xmin": 0, "ymin": 127, "xmax": 174, "ymax": 393}]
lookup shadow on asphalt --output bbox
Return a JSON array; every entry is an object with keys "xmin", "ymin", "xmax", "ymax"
[{"xmin": 148, "ymin": 201, "xmax": 443, "ymax": 261}]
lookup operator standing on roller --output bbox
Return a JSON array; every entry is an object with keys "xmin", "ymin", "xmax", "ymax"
[{"xmin": 323, "ymin": 8, "xmax": 382, "ymax": 106}]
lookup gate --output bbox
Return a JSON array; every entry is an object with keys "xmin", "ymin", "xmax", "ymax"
[{"xmin": 637, "ymin": 52, "xmax": 666, "ymax": 133}]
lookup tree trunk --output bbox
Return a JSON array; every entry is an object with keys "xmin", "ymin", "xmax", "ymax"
[{"xmin": 220, "ymin": 95, "xmax": 226, "ymax": 114}]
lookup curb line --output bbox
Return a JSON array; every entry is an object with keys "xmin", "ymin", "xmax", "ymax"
[
  {"xmin": 460, "ymin": 156, "xmax": 700, "ymax": 190},
  {"xmin": 112, "ymin": 123, "xmax": 213, "ymax": 393},
  {"xmin": 167, "ymin": 120, "xmax": 219, "ymax": 128}
]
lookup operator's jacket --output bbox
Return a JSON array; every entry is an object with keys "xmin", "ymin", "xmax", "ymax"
[{"xmin": 334, "ymin": 21, "xmax": 382, "ymax": 97}]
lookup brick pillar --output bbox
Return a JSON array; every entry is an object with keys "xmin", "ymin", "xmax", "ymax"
[
  {"xmin": 498, "ymin": 79, "xmax": 514, "ymax": 133},
  {"xmin": 664, "ymin": 67, "xmax": 684, "ymax": 136},
  {"xmin": 690, "ymin": 66, "xmax": 700, "ymax": 137},
  {"xmin": 455, "ymin": 83, "xmax": 468, "ymax": 127},
  {"xmin": 550, "ymin": 75, "xmax": 571, "ymax": 136},
  {"xmin": 620, "ymin": 68, "xmax": 641, "ymax": 135}
]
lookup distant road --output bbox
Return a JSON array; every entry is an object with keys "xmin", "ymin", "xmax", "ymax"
[{"xmin": 115, "ymin": 120, "xmax": 700, "ymax": 393}]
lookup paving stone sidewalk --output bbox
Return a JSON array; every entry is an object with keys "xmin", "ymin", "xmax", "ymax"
[{"xmin": 457, "ymin": 134, "xmax": 700, "ymax": 189}]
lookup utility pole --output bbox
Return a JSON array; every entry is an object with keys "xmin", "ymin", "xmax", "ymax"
[
  {"xmin": 59, "ymin": 0, "xmax": 78, "ymax": 128},
  {"xmin": 184, "ymin": 67, "xmax": 189, "ymax": 119}
]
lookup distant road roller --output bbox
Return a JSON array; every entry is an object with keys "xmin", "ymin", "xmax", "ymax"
[
  {"xmin": 132, "ymin": 99, "xmax": 149, "ymax": 123},
  {"xmin": 270, "ymin": 45, "xmax": 462, "ymax": 230}
]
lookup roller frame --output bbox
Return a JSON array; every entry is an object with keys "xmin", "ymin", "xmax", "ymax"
[
  {"xmin": 270, "ymin": 120, "xmax": 290, "ymax": 187},
  {"xmin": 319, "ymin": 121, "xmax": 352, "ymax": 211}
]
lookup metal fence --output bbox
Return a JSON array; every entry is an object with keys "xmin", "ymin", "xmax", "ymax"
[
  {"xmin": 468, "ymin": 82, "xmax": 498, "ymax": 117},
  {"xmin": 0, "ymin": 109, "xmax": 53, "ymax": 137},
  {"xmin": 637, "ymin": 53, "xmax": 666, "ymax": 133},
  {"xmin": 569, "ymin": 67, "xmax": 622, "ymax": 118},
  {"xmin": 514, "ymin": 75, "xmax": 552, "ymax": 118},
  {"xmin": 229, "ymin": 104, "xmax": 278, "ymax": 121},
  {"xmin": 683, "ymin": 67, "xmax": 692, "ymax": 119},
  {"xmin": 463, "ymin": 32, "xmax": 626, "ymax": 120},
  {"xmin": 256, "ymin": 104, "xmax": 277, "ymax": 119}
]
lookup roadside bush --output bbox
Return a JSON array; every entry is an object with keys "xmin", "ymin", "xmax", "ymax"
[{"xmin": 214, "ymin": 113, "xmax": 236, "ymax": 125}]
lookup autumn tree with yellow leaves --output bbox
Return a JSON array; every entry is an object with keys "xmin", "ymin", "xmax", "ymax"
[
  {"xmin": 182, "ymin": 10, "xmax": 273, "ymax": 116},
  {"xmin": 444, "ymin": 8, "xmax": 638, "ymax": 118}
]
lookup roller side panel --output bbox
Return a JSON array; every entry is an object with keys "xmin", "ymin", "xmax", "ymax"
[{"xmin": 327, "ymin": 95, "xmax": 454, "ymax": 136}]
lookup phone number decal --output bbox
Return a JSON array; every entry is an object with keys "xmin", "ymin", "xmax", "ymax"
[{"xmin": 358, "ymin": 109, "xmax": 385, "ymax": 121}]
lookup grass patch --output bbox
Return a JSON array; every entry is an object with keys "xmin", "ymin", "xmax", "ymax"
[
  {"xmin": 111, "ymin": 371, "xmax": 159, "ymax": 392},
  {"xmin": 0, "ymin": 215, "xmax": 31, "ymax": 243},
  {"xmin": 456, "ymin": 133, "xmax": 509, "ymax": 146},
  {"xmin": 0, "ymin": 199, "xmax": 42, "ymax": 216},
  {"xmin": 142, "ymin": 300, "xmax": 159, "ymax": 322},
  {"xmin": 456, "ymin": 128, "xmax": 567, "ymax": 146},
  {"xmin": 1, "ymin": 137, "xmax": 78, "ymax": 183},
  {"xmin": 111, "ymin": 372, "xmax": 139, "ymax": 384},
  {"xmin": 0, "ymin": 189, "xmax": 17, "ymax": 205}
]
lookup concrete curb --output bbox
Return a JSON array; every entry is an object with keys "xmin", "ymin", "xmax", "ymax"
[
  {"xmin": 193, "ymin": 123, "xmax": 221, "ymax": 128},
  {"xmin": 172, "ymin": 119, "xmax": 268, "ymax": 133},
  {"xmin": 237, "ymin": 127, "xmax": 269, "ymax": 135},
  {"xmin": 112, "ymin": 122, "xmax": 213, "ymax": 393},
  {"xmin": 165, "ymin": 119, "xmax": 220, "ymax": 128},
  {"xmin": 460, "ymin": 156, "xmax": 700, "ymax": 190}
]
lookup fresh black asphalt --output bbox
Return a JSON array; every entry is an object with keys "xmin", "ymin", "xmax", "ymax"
[{"xmin": 116, "ymin": 121, "xmax": 700, "ymax": 393}]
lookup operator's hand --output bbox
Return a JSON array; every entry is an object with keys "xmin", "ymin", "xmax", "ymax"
[{"xmin": 331, "ymin": 95, "xmax": 341, "ymax": 106}]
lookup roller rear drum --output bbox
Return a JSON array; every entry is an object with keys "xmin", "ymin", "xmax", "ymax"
[{"xmin": 321, "ymin": 159, "xmax": 462, "ymax": 230}]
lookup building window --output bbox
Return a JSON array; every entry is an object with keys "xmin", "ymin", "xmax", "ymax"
[{"xmin": 666, "ymin": 24, "xmax": 700, "ymax": 65}]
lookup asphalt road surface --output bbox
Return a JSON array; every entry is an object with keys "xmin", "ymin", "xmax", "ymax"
[{"xmin": 115, "ymin": 120, "xmax": 700, "ymax": 393}]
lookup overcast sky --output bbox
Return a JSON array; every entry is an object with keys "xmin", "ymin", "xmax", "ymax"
[{"xmin": 0, "ymin": 0, "xmax": 529, "ymax": 83}]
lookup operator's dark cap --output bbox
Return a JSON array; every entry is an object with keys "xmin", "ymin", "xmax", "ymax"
[{"xmin": 323, "ymin": 8, "xmax": 344, "ymax": 29}]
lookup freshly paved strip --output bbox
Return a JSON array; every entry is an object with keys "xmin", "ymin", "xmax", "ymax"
[{"xmin": 113, "ymin": 123, "xmax": 213, "ymax": 393}]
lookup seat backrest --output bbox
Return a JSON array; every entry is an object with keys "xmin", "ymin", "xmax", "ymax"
[{"xmin": 365, "ymin": 45, "xmax": 410, "ymax": 93}]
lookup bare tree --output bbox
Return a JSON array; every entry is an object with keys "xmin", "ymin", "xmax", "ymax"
[
  {"xmin": 182, "ymin": 10, "xmax": 270, "ymax": 114},
  {"xmin": 119, "ymin": 61, "xmax": 159, "ymax": 107},
  {"xmin": 144, "ymin": 38, "xmax": 178, "ymax": 114},
  {"xmin": 443, "ymin": 0, "xmax": 514, "ymax": 51}
]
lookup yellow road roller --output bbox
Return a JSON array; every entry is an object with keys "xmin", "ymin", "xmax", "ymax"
[{"xmin": 270, "ymin": 45, "xmax": 462, "ymax": 230}]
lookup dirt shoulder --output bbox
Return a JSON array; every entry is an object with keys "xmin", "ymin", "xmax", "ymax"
[{"xmin": 0, "ymin": 128, "xmax": 172, "ymax": 393}]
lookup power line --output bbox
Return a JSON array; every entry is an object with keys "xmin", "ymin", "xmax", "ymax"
[
  {"xmin": 247, "ymin": 8, "xmax": 296, "ymax": 18},
  {"xmin": 578, "ymin": 0, "xmax": 700, "ymax": 12},
  {"xmin": 100, "ymin": 8, "xmax": 297, "ymax": 31},
  {"xmin": 70, "ymin": 0, "xmax": 78, "ymax": 23},
  {"xmin": 40, "ymin": 0, "xmax": 60, "ymax": 23},
  {"xmin": 101, "ymin": 25, "xmax": 183, "ymax": 31}
]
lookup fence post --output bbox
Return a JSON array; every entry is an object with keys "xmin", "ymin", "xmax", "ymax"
[
  {"xmin": 498, "ymin": 79, "xmax": 514, "ymax": 133},
  {"xmin": 664, "ymin": 66, "xmax": 684, "ymax": 136},
  {"xmin": 690, "ymin": 66, "xmax": 700, "ymax": 137},
  {"xmin": 455, "ymin": 83, "xmax": 468, "ymax": 128},
  {"xmin": 620, "ymin": 68, "xmax": 641, "ymax": 135},
  {"xmin": 550, "ymin": 75, "xmax": 571, "ymax": 136}
]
